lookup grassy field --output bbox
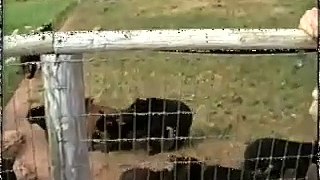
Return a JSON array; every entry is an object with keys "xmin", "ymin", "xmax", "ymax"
[
  {"xmin": 58, "ymin": 0, "xmax": 315, "ymax": 29},
  {"xmin": 84, "ymin": 52, "xmax": 317, "ymax": 140},
  {"xmin": 4, "ymin": 0, "xmax": 76, "ymax": 104},
  {"xmin": 56, "ymin": 0, "xmax": 318, "ymax": 142},
  {"xmin": 4, "ymin": 0, "xmax": 74, "ymax": 34}
]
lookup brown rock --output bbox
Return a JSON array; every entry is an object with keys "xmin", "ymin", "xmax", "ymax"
[{"xmin": 2, "ymin": 130, "xmax": 26, "ymax": 158}]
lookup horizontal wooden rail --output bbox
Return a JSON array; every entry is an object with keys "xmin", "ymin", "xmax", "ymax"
[{"xmin": 4, "ymin": 29, "xmax": 316, "ymax": 57}]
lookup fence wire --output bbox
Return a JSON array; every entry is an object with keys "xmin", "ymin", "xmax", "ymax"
[
  {"xmin": 83, "ymin": 51, "xmax": 317, "ymax": 180},
  {"xmin": 2, "ymin": 49, "xmax": 318, "ymax": 180}
]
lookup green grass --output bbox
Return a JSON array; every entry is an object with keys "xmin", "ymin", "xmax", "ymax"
[
  {"xmin": 4, "ymin": 0, "xmax": 74, "ymax": 34},
  {"xmin": 61, "ymin": 0, "xmax": 315, "ymax": 30},
  {"xmin": 4, "ymin": 0, "xmax": 76, "ymax": 105},
  {"xmin": 84, "ymin": 52, "xmax": 316, "ymax": 142},
  {"xmin": 3, "ymin": 62, "xmax": 22, "ymax": 104}
]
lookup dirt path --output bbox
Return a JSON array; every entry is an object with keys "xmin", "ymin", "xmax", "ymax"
[{"xmin": 3, "ymin": 72, "xmax": 51, "ymax": 180}]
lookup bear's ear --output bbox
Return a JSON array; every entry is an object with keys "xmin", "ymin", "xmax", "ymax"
[
  {"xmin": 89, "ymin": 97, "xmax": 94, "ymax": 104},
  {"xmin": 98, "ymin": 110, "xmax": 104, "ymax": 114},
  {"xmin": 133, "ymin": 97, "xmax": 147, "ymax": 103},
  {"xmin": 85, "ymin": 97, "xmax": 94, "ymax": 105}
]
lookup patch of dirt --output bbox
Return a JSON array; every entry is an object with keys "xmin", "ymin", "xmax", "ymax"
[
  {"xmin": 3, "ymin": 73, "xmax": 51, "ymax": 180},
  {"xmin": 272, "ymin": 6, "xmax": 289, "ymax": 14},
  {"xmin": 88, "ymin": 139, "xmax": 246, "ymax": 180},
  {"xmin": 133, "ymin": 0, "xmax": 280, "ymax": 18},
  {"xmin": 149, "ymin": 1, "xmax": 211, "ymax": 16}
]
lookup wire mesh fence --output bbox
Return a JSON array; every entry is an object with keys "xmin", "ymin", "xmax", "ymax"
[
  {"xmin": 2, "ymin": 48, "xmax": 319, "ymax": 180},
  {"xmin": 84, "ymin": 51, "xmax": 318, "ymax": 179}
]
